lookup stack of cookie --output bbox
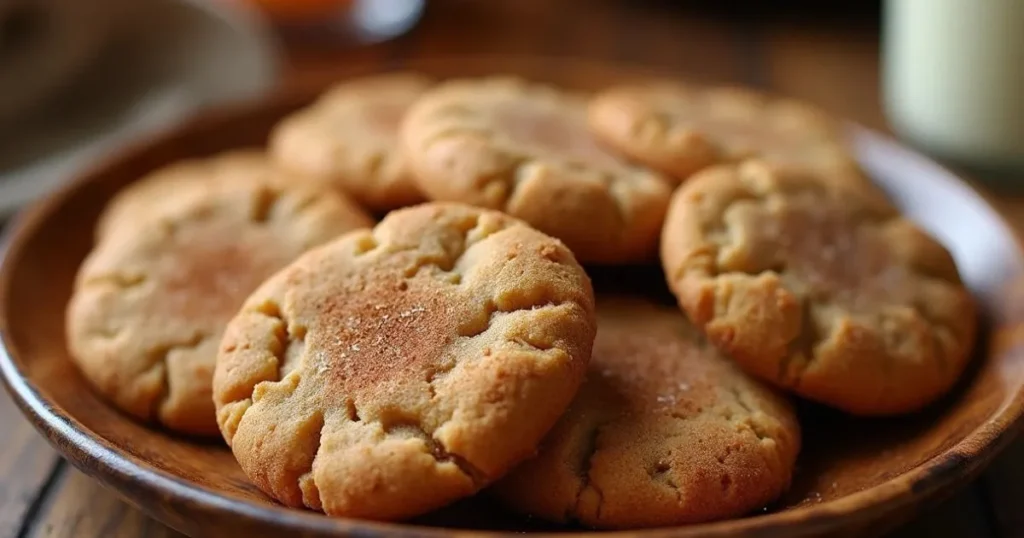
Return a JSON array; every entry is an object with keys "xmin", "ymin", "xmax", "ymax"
[{"xmin": 65, "ymin": 73, "xmax": 977, "ymax": 529}]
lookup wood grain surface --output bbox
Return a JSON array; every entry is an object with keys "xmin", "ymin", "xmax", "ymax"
[
  {"xmin": 0, "ymin": 390, "xmax": 62, "ymax": 538},
  {"xmin": 1, "ymin": 1, "xmax": 1021, "ymax": 537}
]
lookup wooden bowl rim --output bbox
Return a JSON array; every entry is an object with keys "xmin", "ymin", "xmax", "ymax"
[{"xmin": 2, "ymin": 57, "xmax": 1024, "ymax": 537}]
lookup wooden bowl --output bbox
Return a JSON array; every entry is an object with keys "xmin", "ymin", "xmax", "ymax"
[{"xmin": 2, "ymin": 58, "xmax": 1024, "ymax": 538}]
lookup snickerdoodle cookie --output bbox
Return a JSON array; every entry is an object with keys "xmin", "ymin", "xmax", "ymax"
[
  {"xmin": 495, "ymin": 297, "xmax": 800, "ymax": 528},
  {"xmin": 67, "ymin": 155, "xmax": 372, "ymax": 435},
  {"xmin": 270, "ymin": 74, "xmax": 431, "ymax": 211},
  {"xmin": 589, "ymin": 83, "xmax": 860, "ymax": 182},
  {"xmin": 95, "ymin": 151, "xmax": 326, "ymax": 238},
  {"xmin": 661, "ymin": 160, "xmax": 976, "ymax": 415},
  {"xmin": 401, "ymin": 77, "xmax": 671, "ymax": 264},
  {"xmin": 213, "ymin": 203, "xmax": 597, "ymax": 520}
]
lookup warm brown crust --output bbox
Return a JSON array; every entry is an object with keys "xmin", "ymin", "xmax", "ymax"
[
  {"xmin": 588, "ymin": 83, "xmax": 861, "ymax": 182},
  {"xmin": 401, "ymin": 77, "xmax": 671, "ymax": 264},
  {"xmin": 213, "ymin": 202, "xmax": 597, "ymax": 520},
  {"xmin": 494, "ymin": 297, "xmax": 800, "ymax": 529},
  {"xmin": 661, "ymin": 160, "xmax": 977, "ymax": 415},
  {"xmin": 66, "ymin": 153, "xmax": 372, "ymax": 435},
  {"xmin": 96, "ymin": 150, "xmax": 273, "ymax": 239},
  {"xmin": 270, "ymin": 74, "xmax": 431, "ymax": 211}
]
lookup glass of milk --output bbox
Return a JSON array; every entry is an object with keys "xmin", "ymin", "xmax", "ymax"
[{"xmin": 883, "ymin": 0, "xmax": 1024, "ymax": 179}]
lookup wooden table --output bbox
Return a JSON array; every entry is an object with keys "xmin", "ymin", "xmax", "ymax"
[{"xmin": 2, "ymin": 1, "xmax": 1022, "ymax": 536}]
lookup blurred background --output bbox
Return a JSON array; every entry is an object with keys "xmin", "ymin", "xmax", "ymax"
[{"xmin": 1, "ymin": 0, "xmax": 1021, "ymax": 220}]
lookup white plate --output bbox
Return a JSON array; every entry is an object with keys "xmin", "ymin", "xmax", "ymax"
[{"xmin": 0, "ymin": 0, "xmax": 280, "ymax": 217}]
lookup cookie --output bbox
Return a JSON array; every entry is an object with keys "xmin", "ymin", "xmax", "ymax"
[
  {"xmin": 401, "ymin": 77, "xmax": 671, "ymax": 264},
  {"xmin": 661, "ymin": 160, "xmax": 976, "ymax": 415},
  {"xmin": 589, "ymin": 83, "xmax": 860, "ymax": 182},
  {"xmin": 67, "ymin": 156, "xmax": 372, "ymax": 435},
  {"xmin": 495, "ymin": 297, "xmax": 800, "ymax": 528},
  {"xmin": 270, "ymin": 74, "xmax": 430, "ymax": 211},
  {"xmin": 97, "ymin": 151, "xmax": 289, "ymax": 239},
  {"xmin": 213, "ymin": 202, "xmax": 597, "ymax": 520}
]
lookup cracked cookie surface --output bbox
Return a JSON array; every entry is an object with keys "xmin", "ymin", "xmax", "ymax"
[
  {"xmin": 494, "ymin": 297, "xmax": 799, "ymax": 528},
  {"xmin": 400, "ymin": 77, "xmax": 671, "ymax": 264},
  {"xmin": 213, "ymin": 202, "xmax": 597, "ymax": 520},
  {"xmin": 97, "ymin": 151, "xmax": 283, "ymax": 239},
  {"xmin": 588, "ymin": 83, "xmax": 861, "ymax": 182},
  {"xmin": 661, "ymin": 161, "xmax": 977, "ymax": 415},
  {"xmin": 270, "ymin": 73, "xmax": 430, "ymax": 211},
  {"xmin": 66, "ymin": 153, "xmax": 372, "ymax": 435}
]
